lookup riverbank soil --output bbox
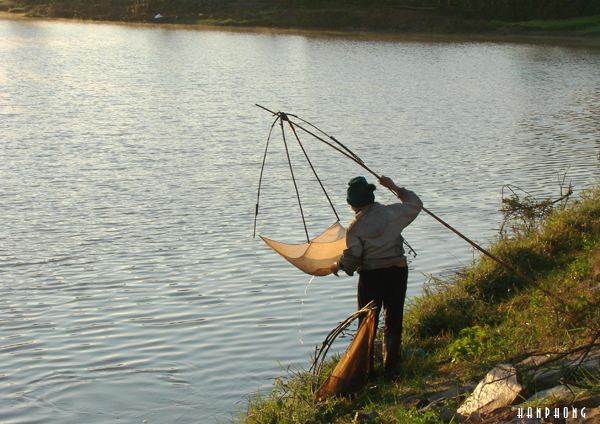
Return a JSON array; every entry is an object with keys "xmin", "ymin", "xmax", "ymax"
[{"xmin": 1, "ymin": 0, "xmax": 599, "ymax": 36}]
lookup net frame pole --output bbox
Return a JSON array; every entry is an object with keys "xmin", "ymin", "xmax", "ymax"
[
  {"xmin": 279, "ymin": 114, "xmax": 310, "ymax": 243},
  {"xmin": 255, "ymin": 105, "xmax": 543, "ymax": 293}
]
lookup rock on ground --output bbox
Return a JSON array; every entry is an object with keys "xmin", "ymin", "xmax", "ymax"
[{"xmin": 458, "ymin": 364, "xmax": 524, "ymax": 416}]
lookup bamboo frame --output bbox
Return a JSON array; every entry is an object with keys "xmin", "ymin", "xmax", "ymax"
[{"xmin": 255, "ymin": 105, "xmax": 543, "ymax": 293}]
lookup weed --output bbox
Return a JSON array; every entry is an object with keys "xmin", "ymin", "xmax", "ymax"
[{"xmin": 448, "ymin": 325, "xmax": 503, "ymax": 363}]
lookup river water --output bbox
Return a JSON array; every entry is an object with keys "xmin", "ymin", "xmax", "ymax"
[{"xmin": 1, "ymin": 18, "xmax": 599, "ymax": 423}]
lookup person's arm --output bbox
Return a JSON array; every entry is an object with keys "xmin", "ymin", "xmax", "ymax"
[
  {"xmin": 379, "ymin": 175, "xmax": 423, "ymax": 220},
  {"xmin": 330, "ymin": 232, "xmax": 362, "ymax": 277},
  {"xmin": 379, "ymin": 175, "xmax": 401, "ymax": 193}
]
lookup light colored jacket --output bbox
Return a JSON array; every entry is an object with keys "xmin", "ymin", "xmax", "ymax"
[{"xmin": 338, "ymin": 188, "xmax": 422, "ymax": 274}]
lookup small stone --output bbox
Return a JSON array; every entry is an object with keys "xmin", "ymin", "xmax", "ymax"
[
  {"xmin": 526, "ymin": 385, "xmax": 572, "ymax": 403},
  {"xmin": 509, "ymin": 418, "xmax": 542, "ymax": 424},
  {"xmin": 519, "ymin": 355, "xmax": 552, "ymax": 368},
  {"xmin": 398, "ymin": 393, "xmax": 427, "ymax": 409},
  {"xmin": 428, "ymin": 383, "xmax": 477, "ymax": 404},
  {"xmin": 573, "ymin": 395, "xmax": 600, "ymax": 409},
  {"xmin": 453, "ymin": 413, "xmax": 468, "ymax": 423},
  {"xmin": 438, "ymin": 407, "xmax": 458, "ymax": 423},
  {"xmin": 566, "ymin": 407, "xmax": 600, "ymax": 424},
  {"xmin": 354, "ymin": 411, "xmax": 379, "ymax": 422},
  {"xmin": 529, "ymin": 366, "xmax": 562, "ymax": 388}
]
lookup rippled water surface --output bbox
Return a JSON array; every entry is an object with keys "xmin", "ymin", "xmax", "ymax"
[{"xmin": 1, "ymin": 19, "xmax": 599, "ymax": 423}]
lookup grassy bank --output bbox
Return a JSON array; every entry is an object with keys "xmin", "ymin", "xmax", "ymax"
[
  {"xmin": 1, "ymin": 0, "xmax": 600, "ymax": 36},
  {"xmin": 234, "ymin": 182, "xmax": 600, "ymax": 423}
]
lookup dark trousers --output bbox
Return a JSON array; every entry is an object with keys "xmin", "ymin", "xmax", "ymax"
[{"xmin": 357, "ymin": 265, "xmax": 408, "ymax": 336}]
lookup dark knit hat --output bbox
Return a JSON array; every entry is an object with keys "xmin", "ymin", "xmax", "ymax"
[{"xmin": 346, "ymin": 176, "xmax": 376, "ymax": 208}]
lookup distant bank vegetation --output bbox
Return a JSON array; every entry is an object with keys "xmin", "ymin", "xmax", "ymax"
[
  {"xmin": 435, "ymin": 0, "xmax": 600, "ymax": 21},
  {"xmin": 292, "ymin": 0, "xmax": 600, "ymax": 21},
  {"xmin": 2, "ymin": 0, "xmax": 600, "ymax": 34}
]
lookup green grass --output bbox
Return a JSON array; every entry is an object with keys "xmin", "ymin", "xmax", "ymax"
[
  {"xmin": 238, "ymin": 362, "xmax": 446, "ymax": 423},
  {"xmin": 502, "ymin": 14, "xmax": 600, "ymax": 35},
  {"xmin": 5, "ymin": 0, "xmax": 600, "ymax": 37},
  {"xmin": 232, "ymin": 181, "xmax": 600, "ymax": 423}
]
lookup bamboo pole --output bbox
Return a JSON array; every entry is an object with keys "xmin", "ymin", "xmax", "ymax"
[{"xmin": 255, "ymin": 105, "xmax": 544, "ymax": 292}]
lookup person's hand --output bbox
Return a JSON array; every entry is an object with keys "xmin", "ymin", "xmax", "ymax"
[
  {"xmin": 378, "ymin": 175, "xmax": 398, "ymax": 191},
  {"xmin": 330, "ymin": 262, "xmax": 340, "ymax": 277}
]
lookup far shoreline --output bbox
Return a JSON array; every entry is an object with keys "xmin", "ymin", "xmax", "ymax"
[{"xmin": 2, "ymin": 11, "xmax": 599, "ymax": 49}]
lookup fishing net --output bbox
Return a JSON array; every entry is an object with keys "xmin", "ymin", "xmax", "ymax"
[
  {"xmin": 260, "ymin": 221, "xmax": 346, "ymax": 276},
  {"xmin": 313, "ymin": 304, "xmax": 377, "ymax": 401}
]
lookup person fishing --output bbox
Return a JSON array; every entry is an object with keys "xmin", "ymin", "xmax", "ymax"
[{"xmin": 330, "ymin": 175, "xmax": 423, "ymax": 379}]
